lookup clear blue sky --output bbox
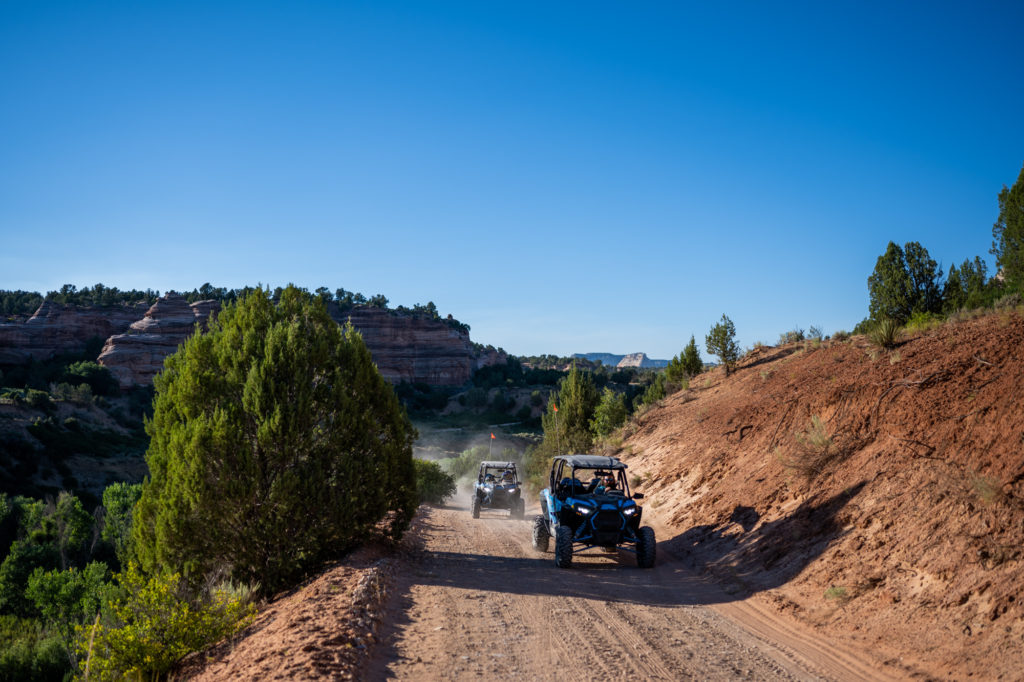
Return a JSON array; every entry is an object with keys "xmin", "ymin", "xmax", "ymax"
[{"xmin": 2, "ymin": 1, "xmax": 1022, "ymax": 359}]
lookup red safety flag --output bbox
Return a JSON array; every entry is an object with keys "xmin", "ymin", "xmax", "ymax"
[
  {"xmin": 553, "ymin": 405, "xmax": 558, "ymax": 412},
  {"xmin": 490, "ymin": 433, "xmax": 495, "ymax": 439}
]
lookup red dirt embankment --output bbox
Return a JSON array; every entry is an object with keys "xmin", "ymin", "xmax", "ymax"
[{"xmin": 619, "ymin": 311, "xmax": 1024, "ymax": 679}]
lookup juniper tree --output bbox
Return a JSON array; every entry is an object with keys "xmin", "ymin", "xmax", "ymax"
[
  {"xmin": 706, "ymin": 315, "xmax": 740, "ymax": 376},
  {"xmin": 540, "ymin": 364, "xmax": 599, "ymax": 455},
  {"xmin": 132, "ymin": 286, "xmax": 417, "ymax": 594},
  {"xmin": 992, "ymin": 163, "xmax": 1024, "ymax": 292},
  {"xmin": 591, "ymin": 387, "xmax": 627, "ymax": 439}
]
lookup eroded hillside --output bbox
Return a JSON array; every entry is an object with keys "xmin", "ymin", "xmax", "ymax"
[{"xmin": 618, "ymin": 311, "xmax": 1024, "ymax": 679}]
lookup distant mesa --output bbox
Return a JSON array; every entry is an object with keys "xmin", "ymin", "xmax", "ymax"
[{"xmin": 573, "ymin": 352, "xmax": 669, "ymax": 369}]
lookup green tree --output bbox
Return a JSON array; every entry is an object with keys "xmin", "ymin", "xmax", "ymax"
[
  {"xmin": 680, "ymin": 336, "xmax": 703, "ymax": 376},
  {"xmin": 132, "ymin": 286, "xmax": 417, "ymax": 594},
  {"xmin": 705, "ymin": 314, "xmax": 740, "ymax": 375},
  {"xmin": 26, "ymin": 562, "xmax": 109, "ymax": 645},
  {"xmin": 540, "ymin": 364, "xmax": 599, "ymax": 456},
  {"xmin": 992, "ymin": 162, "xmax": 1024, "ymax": 292},
  {"xmin": 100, "ymin": 483, "xmax": 142, "ymax": 569},
  {"xmin": 868, "ymin": 241, "xmax": 943, "ymax": 322},
  {"xmin": 943, "ymin": 263, "xmax": 965, "ymax": 312},
  {"xmin": 62, "ymin": 361, "xmax": 119, "ymax": 397},
  {"xmin": 591, "ymin": 387, "xmax": 627, "ymax": 439},
  {"xmin": 867, "ymin": 242, "xmax": 914, "ymax": 322},
  {"xmin": 413, "ymin": 459, "xmax": 457, "ymax": 505}
]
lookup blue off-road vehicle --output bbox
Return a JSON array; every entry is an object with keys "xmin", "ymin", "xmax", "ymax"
[
  {"xmin": 532, "ymin": 455, "xmax": 655, "ymax": 568},
  {"xmin": 471, "ymin": 461, "xmax": 526, "ymax": 519}
]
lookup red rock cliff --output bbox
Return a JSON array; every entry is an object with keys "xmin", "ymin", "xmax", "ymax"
[
  {"xmin": 0, "ymin": 300, "xmax": 148, "ymax": 364},
  {"xmin": 97, "ymin": 294, "xmax": 219, "ymax": 389}
]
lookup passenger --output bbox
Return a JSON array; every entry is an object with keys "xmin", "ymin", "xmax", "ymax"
[{"xmin": 501, "ymin": 470, "xmax": 515, "ymax": 484}]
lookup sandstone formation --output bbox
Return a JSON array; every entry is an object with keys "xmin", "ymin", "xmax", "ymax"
[
  {"xmin": 0, "ymin": 300, "xmax": 148, "ymax": 365},
  {"xmin": 333, "ymin": 305, "xmax": 495, "ymax": 385},
  {"xmin": 98, "ymin": 294, "xmax": 219, "ymax": 389},
  {"xmin": 3, "ymin": 294, "xmax": 495, "ymax": 389},
  {"xmin": 616, "ymin": 352, "xmax": 667, "ymax": 369}
]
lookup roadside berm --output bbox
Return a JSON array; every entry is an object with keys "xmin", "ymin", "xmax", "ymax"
[{"xmin": 618, "ymin": 310, "xmax": 1024, "ymax": 679}]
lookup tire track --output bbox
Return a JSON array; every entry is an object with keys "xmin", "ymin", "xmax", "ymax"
[{"xmin": 366, "ymin": 505, "xmax": 893, "ymax": 681}]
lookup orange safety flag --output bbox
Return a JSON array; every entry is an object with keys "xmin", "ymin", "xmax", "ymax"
[
  {"xmin": 490, "ymin": 433, "xmax": 495, "ymax": 439},
  {"xmin": 553, "ymin": 405, "xmax": 558, "ymax": 412}
]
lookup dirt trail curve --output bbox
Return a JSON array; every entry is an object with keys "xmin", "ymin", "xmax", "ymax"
[{"xmin": 365, "ymin": 503, "xmax": 903, "ymax": 681}]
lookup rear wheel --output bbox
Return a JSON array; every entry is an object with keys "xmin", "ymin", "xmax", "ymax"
[
  {"xmin": 636, "ymin": 526, "xmax": 656, "ymax": 568},
  {"xmin": 554, "ymin": 525, "xmax": 574, "ymax": 568},
  {"xmin": 471, "ymin": 495, "xmax": 481, "ymax": 519},
  {"xmin": 531, "ymin": 515, "xmax": 550, "ymax": 551}
]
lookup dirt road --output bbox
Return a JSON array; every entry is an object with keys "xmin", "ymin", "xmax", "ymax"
[{"xmin": 365, "ymin": 503, "xmax": 901, "ymax": 681}]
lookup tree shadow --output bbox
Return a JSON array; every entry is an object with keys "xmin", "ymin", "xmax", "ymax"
[{"xmin": 661, "ymin": 481, "xmax": 867, "ymax": 594}]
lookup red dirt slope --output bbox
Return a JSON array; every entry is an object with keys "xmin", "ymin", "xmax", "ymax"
[{"xmin": 618, "ymin": 310, "xmax": 1024, "ymax": 679}]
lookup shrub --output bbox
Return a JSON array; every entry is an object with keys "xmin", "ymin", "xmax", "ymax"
[
  {"xmin": 777, "ymin": 415, "xmax": 841, "ymax": 478},
  {"xmin": 25, "ymin": 390, "xmax": 54, "ymax": 413},
  {"xmin": 904, "ymin": 311, "xmax": 943, "ymax": 334},
  {"xmin": 132, "ymin": 286, "xmax": 417, "ymax": 595},
  {"xmin": 414, "ymin": 459, "xmax": 457, "ymax": 506},
  {"xmin": 831, "ymin": 330, "xmax": 850, "ymax": 342},
  {"xmin": 994, "ymin": 292, "xmax": 1022, "ymax": 310},
  {"xmin": 0, "ymin": 616, "xmax": 68, "ymax": 682},
  {"xmin": 61, "ymin": 362, "xmax": 119, "ymax": 397},
  {"xmin": 808, "ymin": 325, "xmax": 824, "ymax": 340},
  {"xmin": 779, "ymin": 328, "xmax": 805, "ymax": 344},
  {"xmin": 868, "ymin": 319, "xmax": 902, "ymax": 349},
  {"xmin": 75, "ymin": 564, "xmax": 255, "ymax": 681}
]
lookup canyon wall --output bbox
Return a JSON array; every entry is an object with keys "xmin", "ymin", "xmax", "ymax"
[{"xmin": 1, "ymin": 296, "xmax": 491, "ymax": 388}]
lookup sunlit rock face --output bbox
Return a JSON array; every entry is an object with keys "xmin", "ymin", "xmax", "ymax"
[
  {"xmin": 98, "ymin": 295, "xmax": 219, "ymax": 389},
  {"xmin": 4, "ymin": 294, "xmax": 498, "ymax": 389},
  {"xmin": 0, "ymin": 300, "xmax": 148, "ymax": 365},
  {"xmin": 333, "ymin": 305, "xmax": 496, "ymax": 386}
]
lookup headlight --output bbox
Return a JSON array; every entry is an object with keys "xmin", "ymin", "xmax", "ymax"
[
  {"xmin": 507, "ymin": 487, "xmax": 518, "ymax": 493},
  {"xmin": 574, "ymin": 505, "xmax": 593, "ymax": 515},
  {"xmin": 623, "ymin": 506, "xmax": 637, "ymax": 516},
  {"xmin": 483, "ymin": 485, "xmax": 493, "ymax": 492}
]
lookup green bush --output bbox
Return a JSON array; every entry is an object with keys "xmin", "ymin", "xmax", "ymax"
[
  {"xmin": 591, "ymin": 387, "xmax": 627, "ymax": 438},
  {"xmin": 62, "ymin": 361, "xmax": 119, "ymax": 397},
  {"xmin": 133, "ymin": 286, "xmax": 417, "ymax": 594},
  {"xmin": 74, "ymin": 564, "xmax": 255, "ymax": 681},
  {"xmin": 414, "ymin": 460, "xmax": 457, "ymax": 506},
  {"xmin": 706, "ymin": 315, "xmax": 741, "ymax": 375},
  {"xmin": 0, "ymin": 616, "xmax": 68, "ymax": 682}
]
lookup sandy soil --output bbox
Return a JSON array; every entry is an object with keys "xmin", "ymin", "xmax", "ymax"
[
  {"xmin": 364, "ymin": 503, "xmax": 897, "ymax": 681},
  {"xmin": 618, "ymin": 310, "xmax": 1024, "ymax": 680}
]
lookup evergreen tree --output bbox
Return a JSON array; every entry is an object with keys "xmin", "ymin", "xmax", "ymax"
[
  {"xmin": 705, "ymin": 314, "xmax": 740, "ymax": 375},
  {"xmin": 942, "ymin": 263, "xmax": 965, "ymax": 312},
  {"xmin": 591, "ymin": 387, "xmax": 627, "ymax": 439},
  {"xmin": 540, "ymin": 364, "xmax": 599, "ymax": 455},
  {"xmin": 903, "ymin": 241, "xmax": 943, "ymax": 314},
  {"xmin": 867, "ymin": 242, "xmax": 914, "ymax": 322},
  {"xmin": 992, "ymin": 162, "xmax": 1024, "ymax": 292},
  {"xmin": 680, "ymin": 335, "xmax": 703, "ymax": 376},
  {"xmin": 868, "ymin": 241, "xmax": 943, "ymax": 322},
  {"xmin": 132, "ymin": 286, "xmax": 417, "ymax": 594}
]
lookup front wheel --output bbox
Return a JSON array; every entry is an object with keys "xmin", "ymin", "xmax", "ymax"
[
  {"xmin": 471, "ymin": 495, "xmax": 481, "ymax": 519},
  {"xmin": 636, "ymin": 526, "xmax": 656, "ymax": 568},
  {"xmin": 532, "ymin": 515, "xmax": 550, "ymax": 552},
  {"xmin": 554, "ymin": 525, "xmax": 574, "ymax": 568}
]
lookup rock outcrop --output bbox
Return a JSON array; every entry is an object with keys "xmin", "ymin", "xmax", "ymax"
[
  {"xmin": 0, "ymin": 300, "xmax": 148, "ymax": 364},
  {"xmin": 3, "ymin": 295, "xmax": 494, "ymax": 389},
  {"xmin": 333, "ymin": 306, "xmax": 488, "ymax": 385},
  {"xmin": 616, "ymin": 352, "xmax": 668, "ymax": 369},
  {"xmin": 97, "ymin": 295, "xmax": 219, "ymax": 389}
]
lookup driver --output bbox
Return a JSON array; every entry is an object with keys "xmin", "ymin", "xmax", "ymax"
[
  {"xmin": 602, "ymin": 473, "xmax": 617, "ymax": 491},
  {"xmin": 501, "ymin": 469, "xmax": 515, "ymax": 484}
]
